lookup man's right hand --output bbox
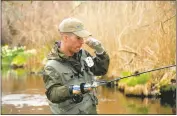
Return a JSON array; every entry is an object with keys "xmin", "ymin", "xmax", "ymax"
[
  {"xmin": 69, "ymin": 85, "xmax": 83, "ymax": 103},
  {"xmin": 69, "ymin": 84, "xmax": 92, "ymax": 103}
]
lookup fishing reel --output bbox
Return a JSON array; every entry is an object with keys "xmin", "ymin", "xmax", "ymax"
[{"xmin": 70, "ymin": 81, "xmax": 108, "ymax": 103}]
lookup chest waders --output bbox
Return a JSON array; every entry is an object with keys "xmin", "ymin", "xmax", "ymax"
[{"xmin": 45, "ymin": 50, "xmax": 98, "ymax": 114}]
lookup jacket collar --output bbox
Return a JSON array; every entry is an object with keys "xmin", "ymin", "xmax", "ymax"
[{"xmin": 47, "ymin": 41, "xmax": 82, "ymax": 61}]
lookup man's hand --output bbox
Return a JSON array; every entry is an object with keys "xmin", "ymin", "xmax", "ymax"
[
  {"xmin": 69, "ymin": 85, "xmax": 84, "ymax": 103},
  {"xmin": 85, "ymin": 37, "xmax": 105, "ymax": 54}
]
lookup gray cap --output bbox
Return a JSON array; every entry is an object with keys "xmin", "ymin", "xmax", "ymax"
[{"xmin": 58, "ymin": 17, "xmax": 92, "ymax": 38}]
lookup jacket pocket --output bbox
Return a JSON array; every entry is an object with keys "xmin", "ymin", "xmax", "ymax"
[
  {"xmin": 61, "ymin": 71, "xmax": 75, "ymax": 84},
  {"xmin": 57, "ymin": 99, "xmax": 80, "ymax": 114}
]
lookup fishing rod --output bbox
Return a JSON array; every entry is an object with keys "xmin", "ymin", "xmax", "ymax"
[{"xmin": 91, "ymin": 64, "xmax": 176, "ymax": 88}]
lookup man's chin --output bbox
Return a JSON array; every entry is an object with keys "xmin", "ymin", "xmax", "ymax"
[{"xmin": 75, "ymin": 48, "xmax": 81, "ymax": 53}]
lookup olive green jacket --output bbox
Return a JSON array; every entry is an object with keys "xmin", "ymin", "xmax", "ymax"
[{"xmin": 43, "ymin": 42, "xmax": 110, "ymax": 114}]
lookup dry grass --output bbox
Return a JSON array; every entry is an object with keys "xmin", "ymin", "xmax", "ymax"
[{"xmin": 2, "ymin": 1, "xmax": 176, "ymax": 80}]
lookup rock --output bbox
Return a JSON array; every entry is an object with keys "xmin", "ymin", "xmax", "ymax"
[
  {"xmin": 171, "ymin": 79, "xmax": 176, "ymax": 84},
  {"xmin": 160, "ymin": 84, "xmax": 176, "ymax": 107},
  {"xmin": 160, "ymin": 84, "xmax": 176, "ymax": 98}
]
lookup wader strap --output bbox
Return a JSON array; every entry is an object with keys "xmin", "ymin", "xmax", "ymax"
[{"xmin": 80, "ymin": 50, "xmax": 98, "ymax": 105}]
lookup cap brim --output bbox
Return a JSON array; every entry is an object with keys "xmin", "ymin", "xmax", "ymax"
[{"xmin": 73, "ymin": 30, "xmax": 92, "ymax": 38}]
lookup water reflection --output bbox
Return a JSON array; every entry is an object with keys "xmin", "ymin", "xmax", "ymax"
[
  {"xmin": 96, "ymin": 86, "xmax": 174, "ymax": 114},
  {"xmin": 1, "ymin": 69, "xmax": 175, "ymax": 114}
]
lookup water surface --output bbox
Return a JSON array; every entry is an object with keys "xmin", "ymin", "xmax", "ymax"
[{"xmin": 1, "ymin": 69, "xmax": 175, "ymax": 114}]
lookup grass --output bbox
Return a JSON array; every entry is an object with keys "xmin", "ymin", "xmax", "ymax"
[
  {"xmin": 1, "ymin": 45, "xmax": 37, "ymax": 78},
  {"xmin": 119, "ymin": 71, "xmax": 151, "ymax": 87},
  {"xmin": 160, "ymin": 85, "xmax": 176, "ymax": 93},
  {"xmin": 2, "ymin": 45, "xmax": 25, "ymax": 67}
]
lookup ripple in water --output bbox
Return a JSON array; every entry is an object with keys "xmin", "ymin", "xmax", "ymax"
[{"xmin": 2, "ymin": 94, "xmax": 49, "ymax": 108}]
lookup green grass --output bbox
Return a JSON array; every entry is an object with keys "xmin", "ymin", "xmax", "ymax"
[
  {"xmin": 2, "ymin": 45, "xmax": 35, "ymax": 78},
  {"xmin": 11, "ymin": 52, "xmax": 32, "ymax": 65},
  {"xmin": 160, "ymin": 85, "xmax": 176, "ymax": 93},
  {"xmin": 2, "ymin": 45, "xmax": 25, "ymax": 66},
  {"xmin": 119, "ymin": 71, "xmax": 151, "ymax": 87},
  {"xmin": 119, "ymin": 71, "xmax": 131, "ymax": 83}
]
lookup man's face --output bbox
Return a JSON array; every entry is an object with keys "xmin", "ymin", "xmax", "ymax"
[{"xmin": 65, "ymin": 33, "xmax": 84, "ymax": 54}]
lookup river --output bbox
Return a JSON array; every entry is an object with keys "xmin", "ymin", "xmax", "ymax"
[{"xmin": 1, "ymin": 69, "xmax": 175, "ymax": 114}]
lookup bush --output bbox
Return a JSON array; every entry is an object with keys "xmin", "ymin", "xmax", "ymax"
[
  {"xmin": 2, "ymin": 45, "xmax": 36, "ymax": 76},
  {"xmin": 2, "ymin": 45, "xmax": 25, "ymax": 66}
]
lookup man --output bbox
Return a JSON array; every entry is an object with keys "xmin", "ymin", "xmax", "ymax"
[{"xmin": 43, "ymin": 17, "xmax": 110, "ymax": 114}]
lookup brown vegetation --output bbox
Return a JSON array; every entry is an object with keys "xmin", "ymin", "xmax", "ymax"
[{"xmin": 2, "ymin": 1, "xmax": 176, "ymax": 82}]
